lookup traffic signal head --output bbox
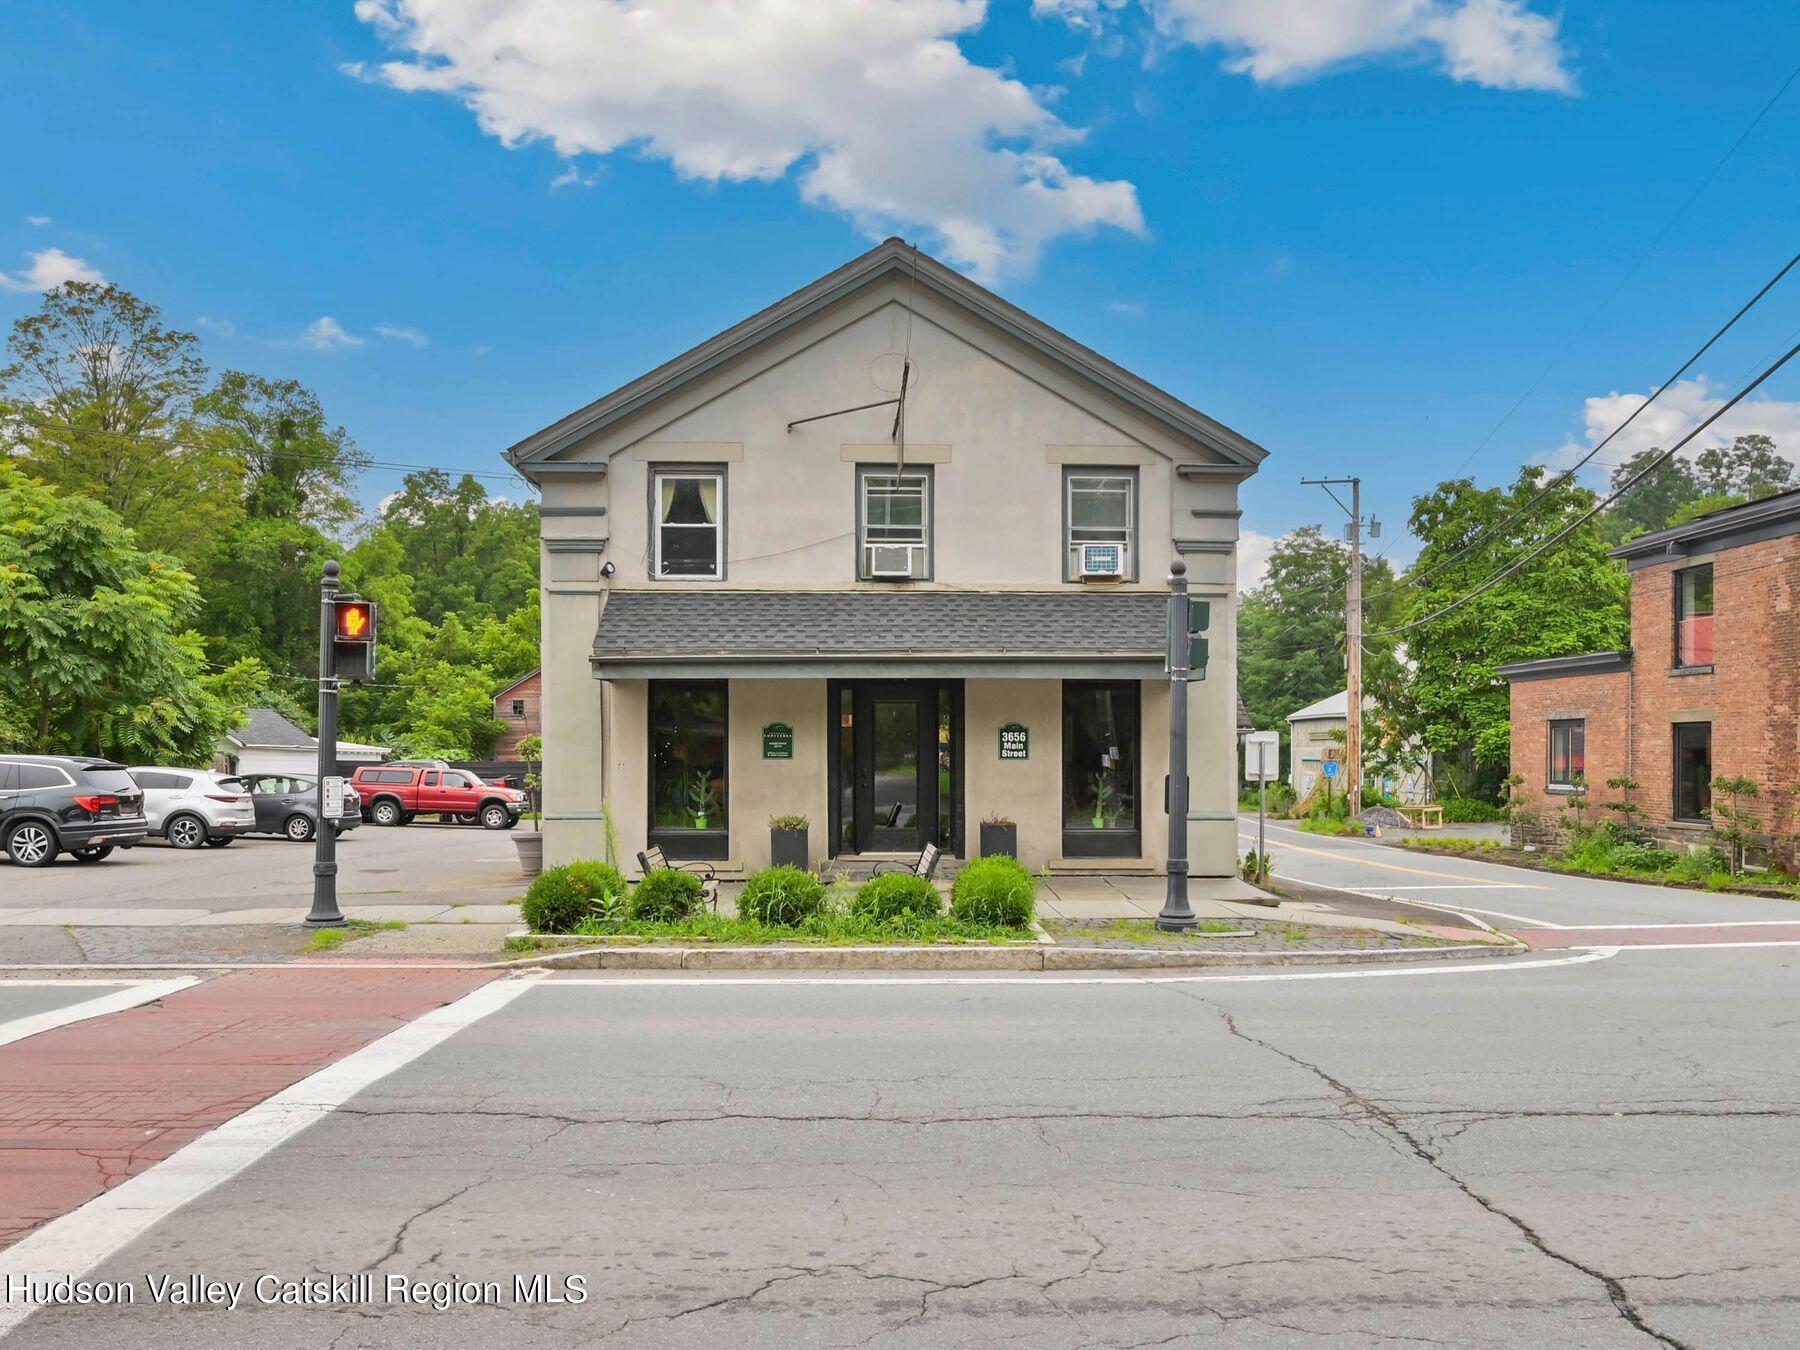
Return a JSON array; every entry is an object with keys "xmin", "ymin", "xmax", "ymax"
[
  {"xmin": 331, "ymin": 597, "xmax": 377, "ymax": 682},
  {"xmin": 1186, "ymin": 597, "xmax": 1210, "ymax": 677}
]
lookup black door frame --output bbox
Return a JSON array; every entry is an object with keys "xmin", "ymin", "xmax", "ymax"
[{"xmin": 828, "ymin": 679, "xmax": 963, "ymax": 859}]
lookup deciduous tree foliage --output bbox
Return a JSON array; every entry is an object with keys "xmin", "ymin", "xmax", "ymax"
[
  {"xmin": 1398, "ymin": 469, "xmax": 1628, "ymax": 787},
  {"xmin": 1602, "ymin": 435, "xmax": 1795, "ymax": 543}
]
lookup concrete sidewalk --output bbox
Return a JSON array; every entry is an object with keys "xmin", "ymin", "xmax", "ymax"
[{"xmin": 0, "ymin": 903, "xmax": 522, "ymax": 927}]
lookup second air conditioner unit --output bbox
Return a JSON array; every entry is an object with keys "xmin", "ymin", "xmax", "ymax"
[{"xmin": 1078, "ymin": 542, "xmax": 1126, "ymax": 578}]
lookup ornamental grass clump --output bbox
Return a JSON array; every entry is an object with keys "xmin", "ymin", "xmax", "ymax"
[
  {"xmin": 521, "ymin": 860, "xmax": 628, "ymax": 933},
  {"xmin": 949, "ymin": 855, "xmax": 1036, "ymax": 928},
  {"xmin": 631, "ymin": 869, "xmax": 705, "ymax": 922},
  {"xmin": 851, "ymin": 872, "xmax": 943, "ymax": 923},
  {"xmin": 736, "ymin": 865, "xmax": 827, "ymax": 925}
]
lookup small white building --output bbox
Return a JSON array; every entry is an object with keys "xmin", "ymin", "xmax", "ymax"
[
  {"xmin": 219, "ymin": 708, "xmax": 388, "ymax": 778},
  {"xmin": 1285, "ymin": 691, "xmax": 1428, "ymax": 803}
]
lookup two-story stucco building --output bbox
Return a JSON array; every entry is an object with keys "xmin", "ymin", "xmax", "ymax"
[{"xmin": 505, "ymin": 240, "xmax": 1267, "ymax": 877}]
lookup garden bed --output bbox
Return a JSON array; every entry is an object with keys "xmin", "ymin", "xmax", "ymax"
[
  {"xmin": 1041, "ymin": 917, "xmax": 1472, "ymax": 953},
  {"xmin": 1386, "ymin": 836, "xmax": 1799, "ymax": 900}
]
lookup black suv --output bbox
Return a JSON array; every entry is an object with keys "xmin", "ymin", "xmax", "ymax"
[{"xmin": 0, "ymin": 755, "xmax": 149, "ymax": 867}]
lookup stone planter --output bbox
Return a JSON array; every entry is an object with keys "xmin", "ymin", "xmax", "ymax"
[
  {"xmin": 771, "ymin": 826, "xmax": 809, "ymax": 870},
  {"xmin": 979, "ymin": 822, "xmax": 1018, "ymax": 858},
  {"xmin": 514, "ymin": 831, "xmax": 544, "ymax": 877}
]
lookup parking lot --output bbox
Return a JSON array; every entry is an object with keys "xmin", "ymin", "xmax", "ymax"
[{"xmin": 0, "ymin": 819, "xmax": 527, "ymax": 915}]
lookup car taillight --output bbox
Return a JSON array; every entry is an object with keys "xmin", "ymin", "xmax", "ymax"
[
  {"xmin": 72, "ymin": 794, "xmax": 117, "ymax": 812},
  {"xmin": 206, "ymin": 794, "xmax": 249, "ymax": 803}
]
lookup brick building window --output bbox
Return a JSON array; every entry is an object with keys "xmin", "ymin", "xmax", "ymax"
[
  {"xmin": 1547, "ymin": 719, "xmax": 1585, "ymax": 790},
  {"xmin": 1673, "ymin": 722, "xmax": 1712, "ymax": 822},
  {"xmin": 1674, "ymin": 564, "xmax": 1714, "ymax": 667}
]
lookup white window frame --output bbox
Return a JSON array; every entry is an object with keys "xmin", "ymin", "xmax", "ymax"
[
  {"xmin": 652, "ymin": 468, "xmax": 726, "ymax": 581},
  {"xmin": 1065, "ymin": 470, "xmax": 1136, "ymax": 581},
  {"xmin": 858, "ymin": 466, "xmax": 932, "ymax": 581},
  {"xmin": 1547, "ymin": 719, "xmax": 1585, "ymax": 791}
]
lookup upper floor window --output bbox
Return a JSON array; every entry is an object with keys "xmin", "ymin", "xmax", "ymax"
[
  {"xmin": 1674, "ymin": 564, "xmax": 1713, "ymax": 667},
  {"xmin": 1547, "ymin": 719, "xmax": 1585, "ymax": 790},
  {"xmin": 1066, "ymin": 470, "xmax": 1135, "ymax": 581},
  {"xmin": 653, "ymin": 469, "xmax": 724, "ymax": 580},
  {"xmin": 858, "ymin": 467, "xmax": 931, "ymax": 580},
  {"xmin": 509, "ymin": 699, "xmax": 526, "ymax": 717}
]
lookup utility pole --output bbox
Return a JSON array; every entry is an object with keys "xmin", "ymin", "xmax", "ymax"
[{"xmin": 1302, "ymin": 477, "xmax": 1365, "ymax": 813}]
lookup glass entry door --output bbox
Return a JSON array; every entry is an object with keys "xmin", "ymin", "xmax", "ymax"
[{"xmin": 832, "ymin": 681, "xmax": 960, "ymax": 857}]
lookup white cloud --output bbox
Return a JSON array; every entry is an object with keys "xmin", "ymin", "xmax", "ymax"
[
  {"xmin": 0, "ymin": 247, "xmax": 105, "ymax": 293},
  {"xmin": 351, "ymin": 0, "xmax": 1143, "ymax": 281},
  {"xmin": 1237, "ymin": 528, "xmax": 1278, "ymax": 591},
  {"xmin": 375, "ymin": 323, "xmax": 430, "ymax": 347},
  {"xmin": 196, "ymin": 315, "xmax": 239, "ymax": 338},
  {"xmin": 1107, "ymin": 299, "xmax": 1145, "ymax": 316},
  {"xmin": 25, "ymin": 215, "xmax": 52, "ymax": 227},
  {"xmin": 1547, "ymin": 376, "xmax": 1800, "ymax": 478},
  {"xmin": 297, "ymin": 316, "xmax": 365, "ymax": 351},
  {"xmin": 549, "ymin": 163, "xmax": 599, "ymax": 191},
  {"xmin": 1043, "ymin": 0, "xmax": 1573, "ymax": 92}
]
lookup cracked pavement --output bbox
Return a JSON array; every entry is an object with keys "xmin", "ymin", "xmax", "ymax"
[{"xmin": 10, "ymin": 946, "xmax": 1799, "ymax": 1348}]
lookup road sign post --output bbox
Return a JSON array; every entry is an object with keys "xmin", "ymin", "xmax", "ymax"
[
  {"xmin": 1157, "ymin": 562, "xmax": 1198, "ymax": 932},
  {"xmin": 306, "ymin": 562, "xmax": 347, "ymax": 927},
  {"xmin": 1243, "ymin": 730, "xmax": 1279, "ymax": 878}
]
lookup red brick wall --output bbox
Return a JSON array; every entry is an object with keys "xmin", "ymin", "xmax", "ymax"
[
  {"xmin": 1508, "ymin": 669, "xmax": 1630, "ymax": 844},
  {"xmin": 1628, "ymin": 539, "xmax": 1800, "ymax": 865},
  {"xmin": 493, "ymin": 670, "xmax": 542, "ymax": 759}
]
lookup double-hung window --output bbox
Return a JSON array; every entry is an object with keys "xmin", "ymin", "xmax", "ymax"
[
  {"xmin": 1673, "ymin": 722, "xmax": 1712, "ymax": 822},
  {"xmin": 1674, "ymin": 564, "xmax": 1714, "ymax": 668},
  {"xmin": 653, "ymin": 469, "xmax": 724, "ymax": 580},
  {"xmin": 1066, "ymin": 470, "xmax": 1135, "ymax": 580},
  {"xmin": 1547, "ymin": 719, "xmax": 1585, "ymax": 790},
  {"xmin": 858, "ymin": 467, "xmax": 931, "ymax": 580}
]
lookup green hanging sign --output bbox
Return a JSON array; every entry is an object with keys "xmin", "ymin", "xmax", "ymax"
[{"xmin": 762, "ymin": 722, "xmax": 795, "ymax": 760}]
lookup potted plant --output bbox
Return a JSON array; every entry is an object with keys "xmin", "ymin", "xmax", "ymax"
[
  {"xmin": 979, "ymin": 814, "xmax": 1017, "ymax": 858},
  {"xmin": 769, "ymin": 814, "xmax": 810, "ymax": 869},
  {"xmin": 1089, "ymin": 773, "xmax": 1116, "ymax": 829},
  {"xmin": 514, "ymin": 733, "xmax": 544, "ymax": 877},
  {"xmin": 685, "ymin": 768, "xmax": 718, "ymax": 829}
]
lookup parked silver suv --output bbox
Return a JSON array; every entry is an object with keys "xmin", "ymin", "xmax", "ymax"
[{"xmin": 128, "ymin": 767, "xmax": 257, "ymax": 849}]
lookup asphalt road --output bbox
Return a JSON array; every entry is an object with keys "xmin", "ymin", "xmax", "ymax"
[
  {"xmin": 7, "ymin": 940, "xmax": 1798, "ymax": 1349},
  {"xmin": 1241, "ymin": 815, "xmax": 1800, "ymax": 929},
  {"xmin": 0, "ymin": 820, "xmax": 524, "ymax": 912}
]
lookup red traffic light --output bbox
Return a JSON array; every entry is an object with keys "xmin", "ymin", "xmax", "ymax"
[{"xmin": 334, "ymin": 601, "xmax": 372, "ymax": 642}]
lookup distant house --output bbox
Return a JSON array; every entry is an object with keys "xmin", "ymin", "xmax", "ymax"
[
  {"xmin": 219, "ymin": 708, "xmax": 388, "ymax": 778},
  {"xmin": 492, "ymin": 669, "xmax": 542, "ymax": 760},
  {"xmin": 1284, "ymin": 690, "xmax": 1428, "ymax": 803},
  {"xmin": 1499, "ymin": 489, "xmax": 1800, "ymax": 867}
]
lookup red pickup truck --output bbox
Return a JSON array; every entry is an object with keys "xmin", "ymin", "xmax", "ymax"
[{"xmin": 349, "ymin": 765, "xmax": 526, "ymax": 830}]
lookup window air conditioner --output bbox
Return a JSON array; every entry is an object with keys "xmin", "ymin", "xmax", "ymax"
[
  {"xmin": 1078, "ymin": 542, "xmax": 1125, "ymax": 578},
  {"xmin": 868, "ymin": 544, "xmax": 920, "ymax": 578}
]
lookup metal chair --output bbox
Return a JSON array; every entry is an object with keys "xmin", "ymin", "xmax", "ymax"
[
  {"xmin": 637, "ymin": 845, "xmax": 721, "ymax": 912},
  {"xmin": 870, "ymin": 841, "xmax": 942, "ymax": 881}
]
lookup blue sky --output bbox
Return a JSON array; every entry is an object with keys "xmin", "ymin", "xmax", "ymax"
[{"xmin": 4, "ymin": 1, "xmax": 1799, "ymax": 579}]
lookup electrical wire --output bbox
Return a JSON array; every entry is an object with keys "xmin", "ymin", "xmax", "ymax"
[{"xmin": 1365, "ymin": 337, "xmax": 1800, "ymax": 638}]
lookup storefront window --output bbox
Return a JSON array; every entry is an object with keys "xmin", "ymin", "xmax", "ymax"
[
  {"xmin": 1062, "ymin": 682, "xmax": 1140, "ymax": 857},
  {"xmin": 650, "ymin": 682, "xmax": 728, "ymax": 857},
  {"xmin": 1673, "ymin": 722, "xmax": 1712, "ymax": 822}
]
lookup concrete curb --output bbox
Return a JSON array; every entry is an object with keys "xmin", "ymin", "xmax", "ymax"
[{"xmin": 493, "ymin": 941, "xmax": 1520, "ymax": 972}]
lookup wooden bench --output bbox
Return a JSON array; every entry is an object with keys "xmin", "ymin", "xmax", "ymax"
[
  {"xmin": 637, "ymin": 845, "xmax": 721, "ymax": 911},
  {"xmin": 1395, "ymin": 804, "xmax": 1445, "ymax": 830}
]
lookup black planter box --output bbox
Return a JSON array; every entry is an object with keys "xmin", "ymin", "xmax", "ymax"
[
  {"xmin": 979, "ymin": 823, "xmax": 1018, "ymax": 858},
  {"xmin": 771, "ymin": 827, "xmax": 809, "ymax": 870}
]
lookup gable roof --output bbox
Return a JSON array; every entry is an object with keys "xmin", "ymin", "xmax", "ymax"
[
  {"xmin": 505, "ymin": 238, "xmax": 1270, "ymax": 475},
  {"xmin": 228, "ymin": 707, "xmax": 315, "ymax": 749},
  {"xmin": 1287, "ymin": 691, "xmax": 1349, "ymax": 722}
]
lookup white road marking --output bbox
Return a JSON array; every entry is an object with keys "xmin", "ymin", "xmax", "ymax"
[
  {"xmin": 0, "ymin": 978, "xmax": 197, "ymax": 1050},
  {"xmin": 0, "ymin": 971, "xmax": 544, "ymax": 1337},
  {"xmin": 1550, "ymin": 920, "xmax": 1800, "ymax": 930},
  {"xmin": 1267, "ymin": 869, "xmax": 1568, "ymax": 929},
  {"xmin": 1585, "ymin": 940, "xmax": 1800, "ymax": 951},
  {"xmin": 538, "ymin": 949, "xmax": 1615, "ymax": 987},
  {"xmin": 1339, "ymin": 883, "xmax": 1532, "ymax": 891}
]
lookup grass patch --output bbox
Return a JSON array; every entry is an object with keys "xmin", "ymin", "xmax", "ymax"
[
  {"xmin": 1296, "ymin": 816, "xmax": 1364, "ymax": 837},
  {"xmin": 566, "ymin": 909, "xmax": 1029, "ymax": 946},
  {"xmin": 1396, "ymin": 836, "xmax": 1506, "ymax": 853},
  {"xmin": 1085, "ymin": 918, "xmax": 1249, "ymax": 944},
  {"xmin": 304, "ymin": 918, "xmax": 405, "ymax": 953}
]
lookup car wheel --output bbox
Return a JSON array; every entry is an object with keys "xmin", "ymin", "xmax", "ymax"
[
  {"xmin": 5, "ymin": 822, "xmax": 58, "ymax": 867},
  {"xmin": 371, "ymin": 800, "xmax": 404, "ymax": 827},
  {"xmin": 285, "ymin": 814, "xmax": 316, "ymax": 843},
  {"xmin": 451, "ymin": 812, "xmax": 477, "ymax": 825},
  {"xmin": 480, "ymin": 804, "xmax": 512, "ymax": 830},
  {"xmin": 204, "ymin": 837, "xmax": 235, "ymax": 848},
  {"xmin": 70, "ymin": 845, "xmax": 115, "ymax": 863},
  {"xmin": 166, "ymin": 814, "xmax": 207, "ymax": 850}
]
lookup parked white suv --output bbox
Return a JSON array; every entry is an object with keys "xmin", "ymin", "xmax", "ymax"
[{"xmin": 127, "ymin": 768, "xmax": 257, "ymax": 849}]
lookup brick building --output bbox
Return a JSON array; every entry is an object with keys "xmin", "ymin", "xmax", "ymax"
[
  {"xmin": 1498, "ymin": 490, "xmax": 1800, "ymax": 867},
  {"xmin": 492, "ymin": 669, "xmax": 542, "ymax": 760}
]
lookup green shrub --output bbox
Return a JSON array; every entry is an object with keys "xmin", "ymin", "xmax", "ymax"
[
  {"xmin": 1441, "ymin": 797, "xmax": 1507, "ymax": 823},
  {"xmin": 737, "ymin": 865, "xmax": 827, "ymax": 925},
  {"xmin": 522, "ymin": 860, "xmax": 627, "ymax": 933},
  {"xmin": 852, "ymin": 872, "xmax": 943, "ymax": 922},
  {"xmin": 950, "ymin": 856, "xmax": 1035, "ymax": 927},
  {"xmin": 632, "ymin": 869, "xmax": 705, "ymax": 922}
]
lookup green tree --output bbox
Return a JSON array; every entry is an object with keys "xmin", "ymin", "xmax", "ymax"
[
  {"xmin": 1602, "ymin": 435, "xmax": 1794, "ymax": 542},
  {"xmin": 1601, "ymin": 448, "xmax": 1702, "ymax": 543},
  {"xmin": 0, "ymin": 467, "xmax": 265, "ymax": 762},
  {"xmin": 352, "ymin": 469, "xmax": 537, "ymax": 626},
  {"xmin": 1694, "ymin": 433, "xmax": 1794, "ymax": 500},
  {"xmin": 1400, "ymin": 469, "xmax": 1629, "ymax": 792},
  {"xmin": 196, "ymin": 370, "xmax": 367, "ymax": 529},
  {"xmin": 0, "ymin": 283, "xmax": 243, "ymax": 557}
]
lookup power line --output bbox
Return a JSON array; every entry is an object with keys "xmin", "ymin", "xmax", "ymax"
[
  {"xmin": 1366, "ymin": 337, "xmax": 1800, "ymax": 638},
  {"xmin": 1362, "ymin": 246, "xmax": 1800, "ymax": 605}
]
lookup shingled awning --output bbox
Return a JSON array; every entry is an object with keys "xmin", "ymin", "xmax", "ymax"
[{"xmin": 592, "ymin": 590, "xmax": 1184, "ymax": 680}]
